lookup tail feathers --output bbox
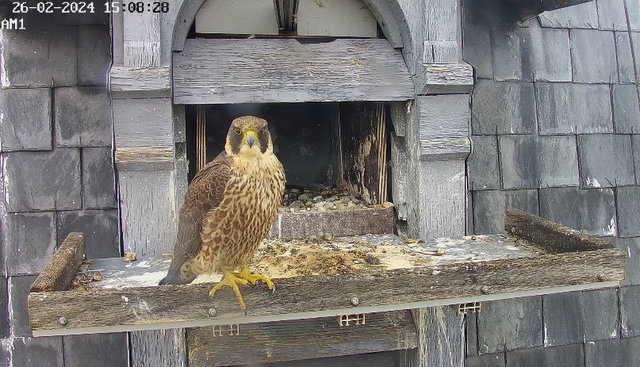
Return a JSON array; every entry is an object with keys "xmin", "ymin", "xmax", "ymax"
[{"xmin": 158, "ymin": 270, "xmax": 183, "ymax": 285}]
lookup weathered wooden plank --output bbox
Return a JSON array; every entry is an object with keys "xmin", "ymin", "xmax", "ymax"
[
  {"xmin": 123, "ymin": 12, "xmax": 161, "ymax": 68},
  {"xmin": 115, "ymin": 147, "xmax": 174, "ymax": 171},
  {"xmin": 28, "ymin": 244, "xmax": 625, "ymax": 336},
  {"xmin": 415, "ymin": 160, "xmax": 466, "ymax": 239},
  {"xmin": 414, "ymin": 63, "xmax": 474, "ymax": 95},
  {"xmin": 269, "ymin": 207, "xmax": 395, "ymax": 239},
  {"xmin": 188, "ymin": 311, "xmax": 417, "ymax": 366},
  {"xmin": 297, "ymin": 0, "xmax": 378, "ymax": 37},
  {"xmin": 173, "ymin": 39, "xmax": 414, "ymax": 104},
  {"xmin": 112, "ymin": 98, "xmax": 174, "ymax": 147},
  {"xmin": 110, "ymin": 66, "xmax": 171, "ymax": 99},
  {"xmin": 390, "ymin": 134, "xmax": 409, "ymax": 221},
  {"xmin": 195, "ymin": 0, "xmax": 279, "ymax": 35},
  {"xmin": 419, "ymin": 137, "xmax": 471, "ymax": 161},
  {"xmin": 418, "ymin": 95, "xmax": 470, "ymax": 139},
  {"xmin": 410, "ymin": 306, "xmax": 464, "ymax": 367},
  {"xmin": 423, "ymin": 0, "xmax": 461, "ymax": 63},
  {"xmin": 505, "ymin": 209, "xmax": 614, "ymax": 253},
  {"xmin": 30, "ymin": 232, "xmax": 85, "ymax": 292},
  {"xmin": 339, "ymin": 102, "xmax": 388, "ymax": 205},
  {"xmin": 118, "ymin": 170, "xmax": 177, "ymax": 257}
]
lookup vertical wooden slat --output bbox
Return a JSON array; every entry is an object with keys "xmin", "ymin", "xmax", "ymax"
[
  {"xmin": 339, "ymin": 102, "xmax": 387, "ymax": 205},
  {"xmin": 195, "ymin": 106, "xmax": 207, "ymax": 172}
]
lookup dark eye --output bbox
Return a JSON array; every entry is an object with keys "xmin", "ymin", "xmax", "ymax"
[{"xmin": 234, "ymin": 128, "xmax": 241, "ymax": 135}]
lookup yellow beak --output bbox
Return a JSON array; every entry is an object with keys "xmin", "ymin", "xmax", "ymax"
[{"xmin": 244, "ymin": 130, "xmax": 257, "ymax": 147}]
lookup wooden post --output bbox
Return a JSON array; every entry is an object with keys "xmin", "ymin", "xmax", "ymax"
[{"xmin": 196, "ymin": 106, "xmax": 207, "ymax": 172}]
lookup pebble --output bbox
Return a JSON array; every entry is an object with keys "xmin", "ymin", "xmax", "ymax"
[{"xmin": 312, "ymin": 195, "xmax": 324, "ymax": 203}]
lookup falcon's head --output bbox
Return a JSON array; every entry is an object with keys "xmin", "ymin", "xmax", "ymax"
[{"xmin": 225, "ymin": 116, "xmax": 274, "ymax": 157}]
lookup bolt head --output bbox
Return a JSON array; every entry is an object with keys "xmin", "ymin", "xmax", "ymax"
[
  {"xmin": 597, "ymin": 274, "xmax": 606, "ymax": 282},
  {"xmin": 350, "ymin": 297, "xmax": 360, "ymax": 306},
  {"xmin": 208, "ymin": 308, "xmax": 217, "ymax": 317},
  {"xmin": 480, "ymin": 285, "xmax": 490, "ymax": 294},
  {"xmin": 58, "ymin": 317, "xmax": 68, "ymax": 326}
]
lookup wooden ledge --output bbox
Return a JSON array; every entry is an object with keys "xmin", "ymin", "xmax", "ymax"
[{"xmin": 28, "ymin": 211, "xmax": 626, "ymax": 337}]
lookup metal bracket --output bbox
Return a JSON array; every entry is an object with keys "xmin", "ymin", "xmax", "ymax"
[
  {"xmin": 456, "ymin": 302, "xmax": 481, "ymax": 315},
  {"xmin": 212, "ymin": 324, "xmax": 240, "ymax": 337},
  {"xmin": 338, "ymin": 313, "xmax": 366, "ymax": 326}
]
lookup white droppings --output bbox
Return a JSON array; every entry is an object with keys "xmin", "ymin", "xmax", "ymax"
[
  {"xmin": 121, "ymin": 296, "xmax": 129, "ymax": 303},
  {"xmin": 628, "ymin": 246, "xmax": 632, "ymax": 258},
  {"xmin": 586, "ymin": 177, "xmax": 601, "ymax": 187},
  {"xmin": 604, "ymin": 217, "xmax": 617, "ymax": 236},
  {"xmin": 543, "ymin": 323, "xmax": 549, "ymax": 346},
  {"xmin": 135, "ymin": 260, "xmax": 151, "ymax": 268}
]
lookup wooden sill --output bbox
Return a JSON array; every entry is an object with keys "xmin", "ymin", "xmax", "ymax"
[{"xmin": 28, "ymin": 210, "xmax": 625, "ymax": 338}]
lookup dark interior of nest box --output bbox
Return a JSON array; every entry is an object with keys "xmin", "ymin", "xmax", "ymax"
[{"xmin": 185, "ymin": 102, "xmax": 393, "ymax": 208}]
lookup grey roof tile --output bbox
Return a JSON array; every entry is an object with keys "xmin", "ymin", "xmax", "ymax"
[
  {"xmin": 0, "ymin": 88, "xmax": 52, "ymax": 152},
  {"xmin": 610, "ymin": 237, "xmax": 640, "ymax": 285},
  {"xmin": 578, "ymin": 134, "xmax": 635, "ymax": 188},
  {"xmin": 539, "ymin": 187, "xmax": 617, "ymax": 236},
  {"xmin": 468, "ymin": 135, "xmax": 500, "ymax": 190},
  {"xmin": 613, "ymin": 84, "xmax": 640, "ymax": 133},
  {"xmin": 57, "ymin": 210, "xmax": 120, "ymax": 259},
  {"xmin": 2, "ymin": 212, "xmax": 56, "ymax": 276},
  {"xmin": 466, "ymin": 353, "xmax": 505, "ymax": 367},
  {"xmin": 571, "ymin": 29, "xmax": 618, "ymax": 83},
  {"xmin": 463, "ymin": 23, "xmax": 493, "ymax": 79},
  {"xmin": 585, "ymin": 335, "xmax": 640, "ymax": 366},
  {"xmin": 615, "ymin": 32, "xmax": 636, "ymax": 83},
  {"xmin": 538, "ymin": 1, "xmax": 599, "ymax": 29},
  {"xmin": 491, "ymin": 26, "xmax": 533, "ymax": 81},
  {"xmin": 472, "ymin": 189, "xmax": 539, "ymax": 234},
  {"xmin": 620, "ymin": 285, "xmax": 640, "ymax": 338},
  {"xmin": 472, "ymin": 80, "xmax": 536, "ymax": 135},
  {"xmin": 617, "ymin": 186, "xmax": 640, "ymax": 237},
  {"xmin": 597, "ymin": 0, "xmax": 629, "ymax": 30},
  {"xmin": 477, "ymin": 296, "xmax": 543, "ymax": 353},
  {"xmin": 529, "ymin": 24, "xmax": 572, "ymax": 82},
  {"xmin": 506, "ymin": 344, "xmax": 584, "ymax": 367},
  {"xmin": 536, "ymin": 83, "xmax": 612, "ymax": 135},
  {"xmin": 54, "ymin": 87, "xmax": 111, "ymax": 147}
]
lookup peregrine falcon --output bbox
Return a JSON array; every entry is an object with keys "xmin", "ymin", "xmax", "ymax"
[{"xmin": 159, "ymin": 116, "xmax": 286, "ymax": 309}]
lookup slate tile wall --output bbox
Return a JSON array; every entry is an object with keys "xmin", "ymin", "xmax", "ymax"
[
  {"xmin": 464, "ymin": 0, "xmax": 640, "ymax": 365},
  {"xmin": 0, "ymin": 13, "xmax": 126, "ymax": 366}
]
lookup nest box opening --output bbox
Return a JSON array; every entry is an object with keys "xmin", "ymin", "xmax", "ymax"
[{"xmin": 185, "ymin": 101, "xmax": 393, "ymax": 213}]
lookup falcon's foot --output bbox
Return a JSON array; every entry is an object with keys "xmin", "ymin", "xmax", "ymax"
[
  {"xmin": 208, "ymin": 272, "xmax": 249, "ymax": 309},
  {"xmin": 236, "ymin": 265, "xmax": 275, "ymax": 293}
]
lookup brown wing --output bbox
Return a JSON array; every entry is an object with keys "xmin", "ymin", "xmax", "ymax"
[{"xmin": 159, "ymin": 152, "xmax": 238, "ymax": 284}]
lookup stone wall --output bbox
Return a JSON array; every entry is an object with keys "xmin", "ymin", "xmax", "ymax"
[
  {"xmin": 0, "ymin": 13, "xmax": 128, "ymax": 366},
  {"xmin": 464, "ymin": 0, "xmax": 640, "ymax": 365}
]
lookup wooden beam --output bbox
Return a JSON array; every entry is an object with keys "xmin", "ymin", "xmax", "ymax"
[
  {"xmin": 188, "ymin": 311, "xmax": 418, "ymax": 366},
  {"xmin": 414, "ymin": 63, "xmax": 474, "ymax": 95},
  {"xmin": 173, "ymin": 39, "xmax": 414, "ymax": 104},
  {"xmin": 505, "ymin": 209, "xmax": 614, "ymax": 253},
  {"xmin": 30, "ymin": 232, "xmax": 85, "ymax": 292},
  {"xmin": 269, "ymin": 207, "xmax": 396, "ymax": 239},
  {"xmin": 28, "ymin": 235, "xmax": 626, "ymax": 336},
  {"xmin": 115, "ymin": 147, "xmax": 174, "ymax": 171},
  {"xmin": 109, "ymin": 66, "xmax": 171, "ymax": 99}
]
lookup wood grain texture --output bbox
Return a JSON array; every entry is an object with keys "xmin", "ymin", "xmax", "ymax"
[
  {"xmin": 28, "ymin": 244, "xmax": 626, "ymax": 335},
  {"xmin": 505, "ymin": 209, "xmax": 615, "ymax": 253},
  {"xmin": 390, "ymin": 134, "xmax": 409, "ymax": 221},
  {"xmin": 419, "ymin": 137, "xmax": 471, "ymax": 161},
  {"xmin": 417, "ymin": 94, "xmax": 470, "ymax": 138},
  {"xmin": 118, "ymin": 170, "xmax": 177, "ymax": 257},
  {"xmin": 423, "ymin": 0, "xmax": 461, "ymax": 63},
  {"xmin": 188, "ymin": 311, "xmax": 417, "ymax": 366},
  {"xmin": 115, "ymin": 147, "xmax": 174, "ymax": 171},
  {"xmin": 112, "ymin": 98, "xmax": 174, "ymax": 148},
  {"xmin": 339, "ymin": 103, "xmax": 388, "ymax": 205},
  {"xmin": 110, "ymin": 66, "xmax": 171, "ymax": 99},
  {"xmin": 415, "ymin": 160, "xmax": 466, "ymax": 239},
  {"xmin": 414, "ymin": 63, "xmax": 474, "ymax": 95},
  {"xmin": 30, "ymin": 232, "xmax": 85, "ymax": 292},
  {"xmin": 123, "ymin": 12, "xmax": 161, "ymax": 68},
  {"xmin": 269, "ymin": 208, "xmax": 395, "ymax": 239},
  {"xmin": 410, "ymin": 306, "xmax": 464, "ymax": 367},
  {"xmin": 173, "ymin": 39, "xmax": 414, "ymax": 104}
]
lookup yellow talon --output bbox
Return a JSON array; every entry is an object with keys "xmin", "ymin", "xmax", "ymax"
[
  {"xmin": 208, "ymin": 267, "xmax": 275, "ymax": 310},
  {"xmin": 209, "ymin": 272, "xmax": 249, "ymax": 309},
  {"xmin": 237, "ymin": 265, "xmax": 274, "ymax": 291}
]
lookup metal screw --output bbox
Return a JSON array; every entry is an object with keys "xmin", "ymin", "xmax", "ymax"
[
  {"xmin": 350, "ymin": 297, "xmax": 360, "ymax": 306},
  {"xmin": 597, "ymin": 274, "xmax": 606, "ymax": 282},
  {"xmin": 208, "ymin": 308, "xmax": 217, "ymax": 317},
  {"xmin": 480, "ymin": 285, "xmax": 490, "ymax": 294},
  {"xmin": 57, "ymin": 317, "xmax": 68, "ymax": 326}
]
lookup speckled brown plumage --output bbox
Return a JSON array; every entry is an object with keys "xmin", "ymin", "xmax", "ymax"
[{"xmin": 159, "ymin": 116, "xmax": 286, "ymax": 296}]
